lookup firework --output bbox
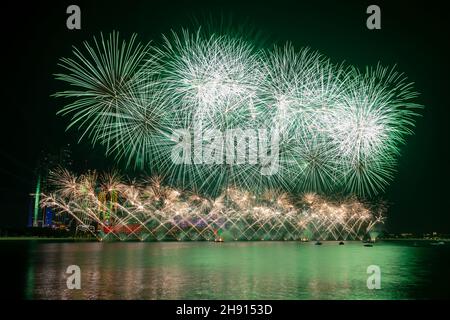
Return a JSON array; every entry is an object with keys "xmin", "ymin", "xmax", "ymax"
[
  {"xmin": 53, "ymin": 32, "xmax": 165, "ymax": 169},
  {"xmin": 41, "ymin": 169, "xmax": 384, "ymax": 241},
  {"xmin": 54, "ymin": 29, "xmax": 421, "ymax": 197}
]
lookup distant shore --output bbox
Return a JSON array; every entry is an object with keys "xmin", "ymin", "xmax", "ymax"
[
  {"xmin": 381, "ymin": 238, "xmax": 450, "ymax": 241},
  {"xmin": 0, "ymin": 237, "xmax": 448, "ymax": 242},
  {"xmin": 0, "ymin": 237, "xmax": 95, "ymax": 241}
]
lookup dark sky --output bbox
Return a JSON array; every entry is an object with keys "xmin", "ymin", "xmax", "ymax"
[{"xmin": 1, "ymin": 0, "xmax": 449, "ymax": 233}]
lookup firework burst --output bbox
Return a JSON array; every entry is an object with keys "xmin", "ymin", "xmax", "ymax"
[
  {"xmin": 41, "ymin": 169, "xmax": 385, "ymax": 241},
  {"xmin": 54, "ymin": 29, "xmax": 422, "ymax": 197}
]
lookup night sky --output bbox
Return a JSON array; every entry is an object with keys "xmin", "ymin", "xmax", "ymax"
[{"xmin": 1, "ymin": 0, "xmax": 449, "ymax": 233}]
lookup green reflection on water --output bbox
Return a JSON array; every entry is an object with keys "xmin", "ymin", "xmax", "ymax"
[{"xmin": 15, "ymin": 241, "xmax": 448, "ymax": 299}]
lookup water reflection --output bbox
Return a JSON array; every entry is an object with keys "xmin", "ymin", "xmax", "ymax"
[{"xmin": 13, "ymin": 241, "xmax": 449, "ymax": 299}]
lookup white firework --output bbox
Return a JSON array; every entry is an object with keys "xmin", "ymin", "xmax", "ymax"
[{"xmin": 54, "ymin": 30, "xmax": 421, "ymax": 197}]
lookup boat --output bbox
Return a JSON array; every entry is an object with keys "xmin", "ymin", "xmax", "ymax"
[
  {"xmin": 364, "ymin": 244, "xmax": 373, "ymax": 247},
  {"xmin": 315, "ymin": 241, "xmax": 322, "ymax": 245},
  {"xmin": 214, "ymin": 237, "xmax": 224, "ymax": 243},
  {"xmin": 339, "ymin": 241, "xmax": 345, "ymax": 245},
  {"xmin": 430, "ymin": 241, "xmax": 445, "ymax": 246}
]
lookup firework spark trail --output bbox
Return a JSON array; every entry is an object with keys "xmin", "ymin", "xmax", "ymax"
[
  {"xmin": 41, "ymin": 170, "xmax": 385, "ymax": 241},
  {"xmin": 54, "ymin": 29, "xmax": 421, "ymax": 198}
]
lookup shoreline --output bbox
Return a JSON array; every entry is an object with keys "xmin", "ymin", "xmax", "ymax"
[
  {"xmin": 0, "ymin": 237, "xmax": 95, "ymax": 241},
  {"xmin": 0, "ymin": 237, "xmax": 448, "ymax": 242}
]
